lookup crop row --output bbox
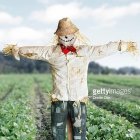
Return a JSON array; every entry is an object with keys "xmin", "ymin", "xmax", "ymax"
[
  {"xmin": 88, "ymin": 74, "xmax": 140, "ymax": 97},
  {"xmin": 0, "ymin": 76, "xmax": 36, "ymax": 140},
  {"xmin": 0, "ymin": 75, "xmax": 16, "ymax": 99},
  {"xmin": 86, "ymin": 102, "xmax": 140, "ymax": 140},
  {"xmin": 88, "ymin": 74, "xmax": 140, "ymax": 88},
  {"xmin": 93, "ymin": 100, "xmax": 140, "ymax": 127}
]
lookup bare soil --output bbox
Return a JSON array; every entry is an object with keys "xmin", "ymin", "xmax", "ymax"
[{"xmin": 33, "ymin": 81, "xmax": 52, "ymax": 140}]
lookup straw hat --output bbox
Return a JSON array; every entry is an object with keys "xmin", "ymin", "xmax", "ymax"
[{"xmin": 54, "ymin": 17, "xmax": 79, "ymax": 36}]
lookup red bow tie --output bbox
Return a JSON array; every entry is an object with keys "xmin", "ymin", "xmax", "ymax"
[{"xmin": 60, "ymin": 44, "xmax": 77, "ymax": 54}]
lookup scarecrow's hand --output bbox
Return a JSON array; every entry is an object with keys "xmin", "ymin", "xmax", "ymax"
[
  {"xmin": 2, "ymin": 44, "xmax": 20, "ymax": 61},
  {"xmin": 119, "ymin": 41, "xmax": 138, "ymax": 55}
]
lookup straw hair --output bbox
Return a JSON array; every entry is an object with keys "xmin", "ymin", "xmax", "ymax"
[
  {"xmin": 2, "ymin": 44, "xmax": 16, "ymax": 55},
  {"xmin": 54, "ymin": 17, "xmax": 79, "ymax": 36},
  {"xmin": 126, "ymin": 41, "xmax": 139, "ymax": 55}
]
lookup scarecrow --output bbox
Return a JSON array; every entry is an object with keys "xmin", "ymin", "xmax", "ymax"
[{"xmin": 2, "ymin": 18, "xmax": 138, "ymax": 140}]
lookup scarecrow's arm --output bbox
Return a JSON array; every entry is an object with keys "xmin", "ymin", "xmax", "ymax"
[
  {"xmin": 87, "ymin": 41, "xmax": 138, "ymax": 61},
  {"xmin": 2, "ymin": 44, "xmax": 52, "ymax": 61}
]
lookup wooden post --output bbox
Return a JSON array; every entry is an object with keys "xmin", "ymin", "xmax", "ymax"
[{"xmin": 67, "ymin": 115, "xmax": 73, "ymax": 140}]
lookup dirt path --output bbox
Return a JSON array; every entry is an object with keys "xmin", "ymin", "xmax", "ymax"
[
  {"xmin": 33, "ymin": 81, "xmax": 52, "ymax": 140},
  {"xmin": 0, "ymin": 85, "xmax": 14, "ymax": 101}
]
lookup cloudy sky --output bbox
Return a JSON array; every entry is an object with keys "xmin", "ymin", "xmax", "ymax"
[{"xmin": 0, "ymin": 0, "xmax": 140, "ymax": 69}]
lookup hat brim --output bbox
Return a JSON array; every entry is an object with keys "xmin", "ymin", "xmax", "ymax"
[{"xmin": 54, "ymin": 27, "xmax": 79, "ymax": 36}]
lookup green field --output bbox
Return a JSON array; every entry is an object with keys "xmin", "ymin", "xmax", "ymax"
[{"xmin": 0, "ymin": 74, "xmax": 140, "ymax": 140}]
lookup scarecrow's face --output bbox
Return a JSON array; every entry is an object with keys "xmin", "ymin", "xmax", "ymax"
[{"xmin": 58, "ymin": 34, "xmax": 76, "ymax": 46}]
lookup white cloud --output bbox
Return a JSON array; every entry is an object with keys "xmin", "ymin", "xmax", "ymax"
[
  {"xmin": 30, "ymin": 2, "xmax": 140, "ymax": 24},
  {"xmin": 0, "ymin": 27, "xmax": 53, "ymax": 46},
  {"xmin": 30, "ymin": 3, "xmax": 86, "ymax": 23},
  {"xmin": 0, "ymin": 11, "xmax": 22, "ymax": 24},
  {"xmin": 92, "ymin": 2, "xmax": 140, "ymax": 21}
]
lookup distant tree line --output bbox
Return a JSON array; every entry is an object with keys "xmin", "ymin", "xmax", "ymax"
[
  {"xmin": 0, "ymin": 53, "xmax": 140, "ymax": 75},
  {"xmin": 89, "ymin": 62, "xmax": 140, "ymax": 75},
  {"xmin": 0, "ymin": 53, "xmax": 50, "ymax": 73}
]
